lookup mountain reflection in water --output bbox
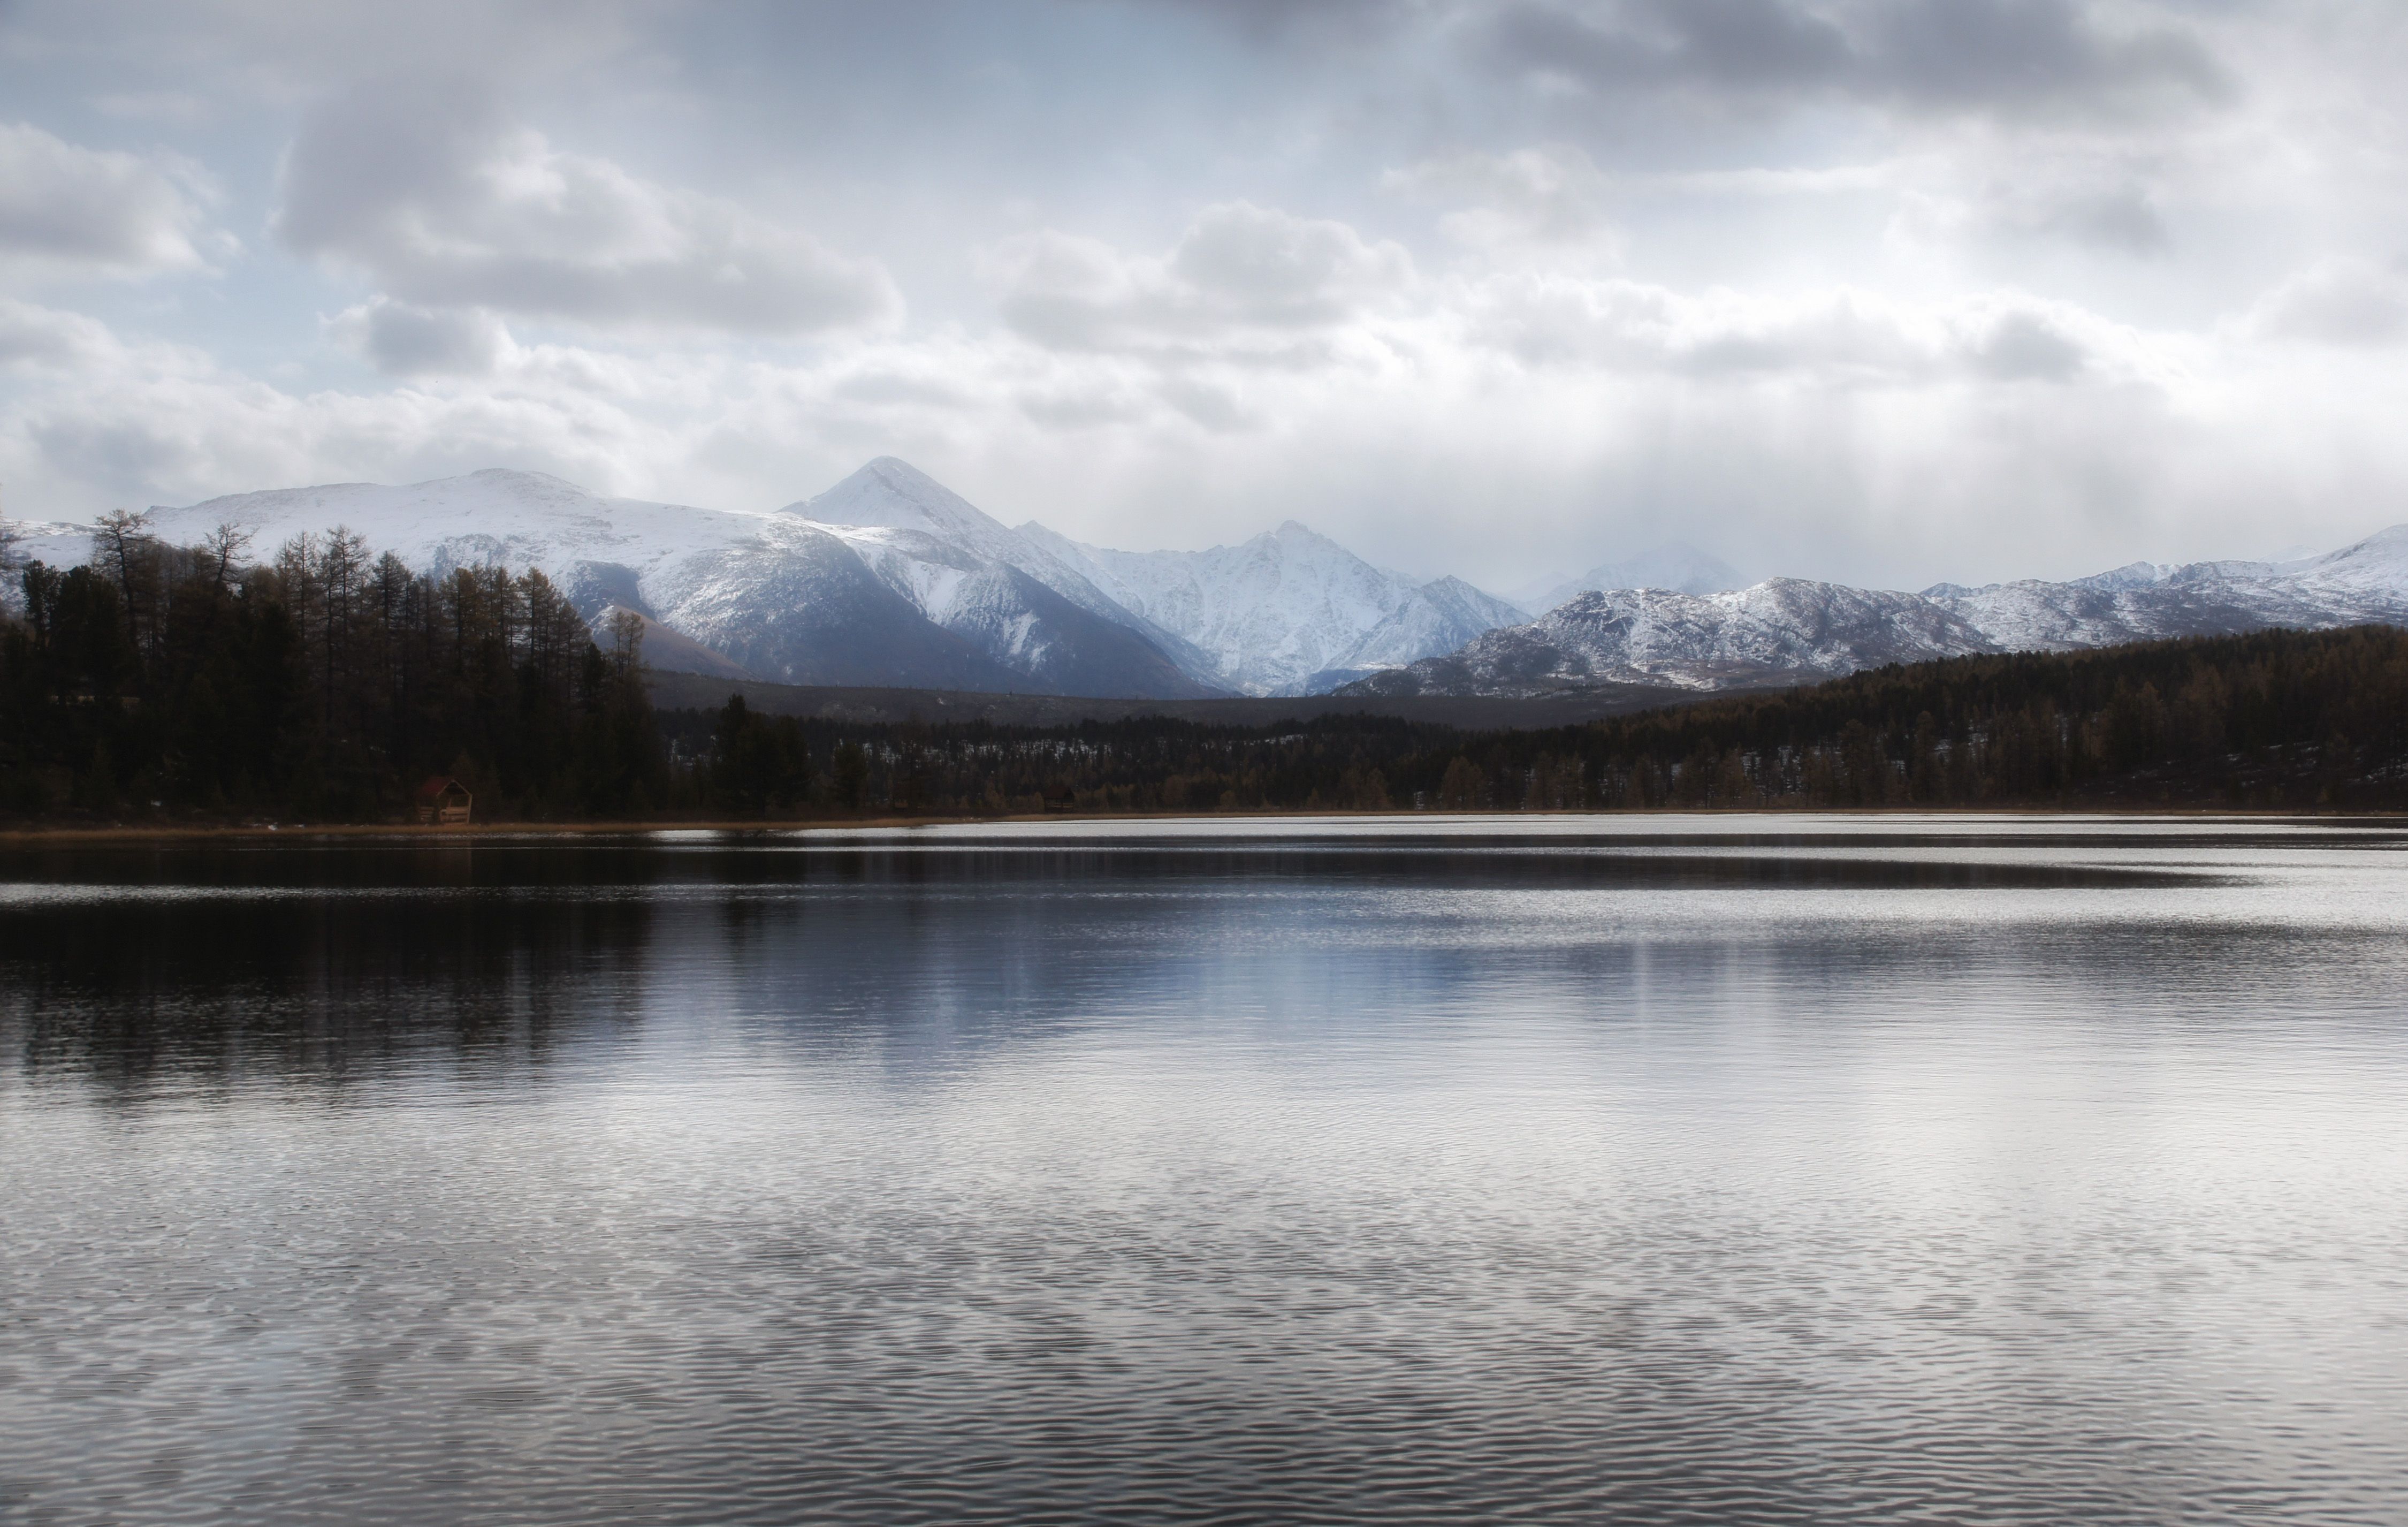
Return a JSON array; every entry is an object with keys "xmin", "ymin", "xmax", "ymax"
[{"xmin": 3, "ymin": 815, "xmax": 2406, "ymax": 1525}]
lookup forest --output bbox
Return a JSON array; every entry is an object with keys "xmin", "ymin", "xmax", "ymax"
[
  {"xmin": 0, "ymin": 515, "xmax": 664, "ymax": 821},
  {"xmin": 5, "ymin": 519, "xmax": 2408, "ymax": 823},
  {"xmin": 661, "ymin": 622, "xmax": 2408, "ymax": 816}
]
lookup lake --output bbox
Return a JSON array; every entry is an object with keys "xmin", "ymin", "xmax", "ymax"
[{"xmin": 4, "ymin": 816, "xmax": 2407, "ymax": 1524}]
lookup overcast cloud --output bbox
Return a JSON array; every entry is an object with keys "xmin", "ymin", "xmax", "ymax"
[{"xmin": 0, "ymin": 0, "xmax": 2404, "ymax": 590}]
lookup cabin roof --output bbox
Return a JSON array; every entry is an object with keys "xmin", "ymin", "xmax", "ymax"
[{"xmin": 415, "ymin": 776, "xmax": 471, "ymax": 802}]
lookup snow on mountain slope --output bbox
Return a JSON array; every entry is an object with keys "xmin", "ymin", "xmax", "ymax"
[
  {"xmin": 788, "ymin": 461, "xmax": 1216, "ymax": 698},
  {"xmin": 640, "ymin": 518, "xmax": 1025, "ymax": 690},
  {"xmin": 29, "ymin": 464, "xmax": 1213, "ymax": 696},
  {"xmin": 131, "ymin": 469, "xmax": 772, "ymax": 599},
  {"xmin": 793, "ymin": 459, "xmax": 1156, "ymax": 629},
  {"xmin": 1018, "ymin": 520, "xmax": 1527, "ymax": 695},
  {"xmin": 1345, "ymin": 579, "xmax": 1998, "ymax": 697},
  {"xmin": 1928, "ymin": 526, "xmax": 2408, "ymax": 652},
  {"xmin": 1304, "ymin": 576, "xmax": 1533, "ymax": 691},
  {"xmin": 28, "ymin": 459, "xmax": 2407, "ymax": 705},
  {"xmin": 1359, "ymin": 524, "xmax": 2408, "ymax": 700},
  {"xmin": 2279, "ymin": 523, "xmax": 2408, "ymax": 602},
  {"xmin": 1512, "ymin": 542, "xmax": 1743, "ymax": 613}
]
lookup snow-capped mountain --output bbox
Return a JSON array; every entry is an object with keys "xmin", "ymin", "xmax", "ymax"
[
  {"xmin": 26, "ymin": 464, "xmax": 1213, "ymax": 698},
  {"xmin": 1350, "ymin": 526, "xmax": 2408, "ymax": 697},
  {"xmin": 1017, "ymin": 519, "xmax": 1527, "ymax": 695},
  {"xmin": 778, "ymin": 461, "xmax": 1212, "ymax": 697},
  {"xmin": 28, "ymin": 458, "xmax": 2407, "ymax": 705},
  {"xmin": 1346, "ymin": 580, "xmax": 1995, "ymax": 697},
  {"xmin": 1511, "ymin": 542, "xmax": 1743, "ymax": 613},
  {"xmin": 1923, "ymin": 528, "xmax": 2408, "ymax": 651},
  {"xmin": 22, "ymin": 467, "xmax": 772, "ymax": 613}
]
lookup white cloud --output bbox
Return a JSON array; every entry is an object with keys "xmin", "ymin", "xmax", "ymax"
[
  {"xmin": 1888, "ymin": 168, "xmax": 2173, "ymax": 257},
  {"xmin": 1386, "ymin": 144, "xmax": 1626, "ymax": 255},
  {"xmin": 0, "ymin": 250, "xmax": 2349, "ymax": 598},
  {"xmin": 0, "ymin": 121, "xmax": 224, "ymax": 278},
  {"xmin": 275, "ymin": 78, "xmax": 902, "ymax": 338},
  {"xmin": 2237, "ymin": 257, "xmax": 2408, "ymax": 348},
  {"xmin": 987, "ymin": 201, "xmax": 1415, "ymax": 356},
  {"xmin": 0, "ymin": 299, "xmax": 120, "ymax": 370},
  {"xmin": 1457, "ymin": 272, "xmax": 2125, "ymax": 386}
]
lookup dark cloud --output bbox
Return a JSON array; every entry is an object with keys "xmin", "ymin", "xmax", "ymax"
[
  {"xmin": 1477, "ymin": 0, "xmax": 2231, "ymax": 120},
  {"xmin": 1971, "ymin": 311, "xmax": 2090, "ymax": 379},
  {"xmin": 1124, "ymin": 0, "xmax": 1421, "ymax": 45},
  {"xmin": 1868, "ymin": 0, "xmax": 2229, "ymax": 115},
  {"xmin": 1484, "ymin": 0, "xmax": 1853, "ymax": 93},
  {"xmin": 332, "ymin": 297, "xmax": 505, "ymax": 376},
  {"xmin": 2041, "ymin": 184, "xmax": 2172, "ymax": 255}
]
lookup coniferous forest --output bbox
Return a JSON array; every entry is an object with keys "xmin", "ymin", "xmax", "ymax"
[
  {"xmin": 0, "ymin": 516, "xmax": 664, "ymax": 821},
  {"xmin": 5, "ymin": 520, "xmax": 2408, "ymax": 824}
]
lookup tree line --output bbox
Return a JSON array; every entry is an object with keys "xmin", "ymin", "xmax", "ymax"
[
  {"xmin": 1, "ymin": 515, "xmax": 664, "ymax": 820},
  {"xmin": 657, "ymin": 625, "xmax": 2408, "ymax": 816},
  {"xmin": 7, "ymin": 515, "xmax": 2407, "ymax": 822}
]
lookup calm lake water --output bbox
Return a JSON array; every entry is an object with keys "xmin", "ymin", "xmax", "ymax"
[{"xmin": 5, "ymin": 815, "xmax": 2408, "ymax": 1525}]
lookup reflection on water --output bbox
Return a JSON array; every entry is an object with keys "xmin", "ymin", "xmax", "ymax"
[{"xmin": 4, "ymin": 815, "xmax": 2408, "ymax": 1524}]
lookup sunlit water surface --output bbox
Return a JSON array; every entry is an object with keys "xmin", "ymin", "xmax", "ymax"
[{"xmin": 5, "ymin": 815, "xmax": 2408, "ymax": 1524}]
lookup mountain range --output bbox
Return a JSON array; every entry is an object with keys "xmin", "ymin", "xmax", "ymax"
[
  {"xmin": 1344, "ymin": 529, "xmax": 2408, "ymax": 698},
  {"xmin": 14, "ymin": 457, "xmax": 2408, "ymax": 702},
  {"xmin": 12, "ymin": 459, "xmax": 1527, "ymax": 699}
]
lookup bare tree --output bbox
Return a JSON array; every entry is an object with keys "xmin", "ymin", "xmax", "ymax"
[
  {"xmin": 91, "ymin": 508, "xmax": 158, "ymax": 665},
  {"xmin": 201, "ymin": 522, "xmax": 253, "ymax": 595},
  {"xmin": 607, "ymin": 606, "xmax": 646, "ymax": 677}
]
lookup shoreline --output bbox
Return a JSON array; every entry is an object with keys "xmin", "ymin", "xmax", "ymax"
[{"xmin": 4, "ymin": 804, "xmax": 2404, "ymax": 846}]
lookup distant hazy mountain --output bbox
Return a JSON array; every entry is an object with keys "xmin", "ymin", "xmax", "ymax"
[
  {"xmin": 1348, "ymin": 528, "xmax": 2408, "ymax": 698},
  {"xmin": 1511, "ymin": 542, "xmax": 1743, "ymax": 613},
  {"xmin": 1018, "ymin": 519, "xmax": 1527, "ymax": 695}
]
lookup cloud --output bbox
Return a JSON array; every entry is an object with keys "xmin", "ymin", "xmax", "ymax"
[
  {"xmin": 987, "ymin": 201, "xmax": 1416, "ymax": 355},
  {"xmin": 275, "ymin": 77, "xmax": 902, "ymax": 337},
  {"xmin": 1141, "ymin": 0, "xmax": 1415, "ymax": 42},
  {"xmin": 2238, "ymin": 258, "xmax": 2408, "ymax": 348},
  {"xmin": 0, "ymin": 121, "xmax": 223, "ymax": 277},
  {"xmin": 1476, "ymin": 0, "xmax": 2231, "ymax": 121},
  {"xmin": 1461, "ymin": 272, "xmax": 2109, "ymax": 384},
  {"xmin": 327, "ymin": 297, "xmax": 509, "ymax": 376},
  {"xmin": 0, "ymin": 299, "xmax": 121, "ymax": 370},
  {"xmin": 0, "ymin": 277, "xmax": 2397, "ymax": 602},
  {"xmin": 1386, "ymin": 145, "xmax": 1625, "ymax": 253},
  {"xmin": 10, "ymin": 0, "xmax": 665, "ymax": 103},
  {"xmin": 1890, "ymin": 175, "xmax": 2172, "ymax": 257},
  {"xmin": 0, "ymin": 1, "xmax": 2402, "ymax": 594},
  {"xmin": 0, "ymin": 298, "xmax": 689, "ymax": 518}
]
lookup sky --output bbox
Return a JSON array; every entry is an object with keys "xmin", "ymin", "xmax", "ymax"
[{"xmin": 1, "ymin": 0, "xmax": 2405, "ymax": 592}]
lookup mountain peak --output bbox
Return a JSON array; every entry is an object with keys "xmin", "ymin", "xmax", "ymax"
[{"xmin": 794, "ymin": 458, "xmax": 1010, "ymax": 546}]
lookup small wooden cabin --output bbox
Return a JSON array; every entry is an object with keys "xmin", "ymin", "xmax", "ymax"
[{"xmin": 415, "ymin": 777, "xmax": 473, "ymax": 826}]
